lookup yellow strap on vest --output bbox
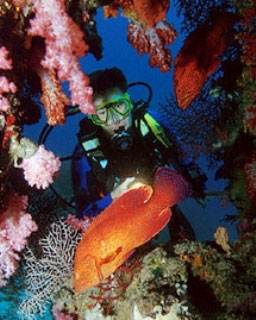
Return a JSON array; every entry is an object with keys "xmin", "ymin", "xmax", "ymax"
[{"xmin": 143, "ymin": 113, "xmax": 169, "ymax": 148}]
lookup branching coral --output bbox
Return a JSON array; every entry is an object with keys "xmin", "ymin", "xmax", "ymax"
[
  {"xmin": 174, "ymin": 0, "xmax": 234, "ymax": 34},
  {"xmin": 104, "ymin": 0, "xmax": 177, "ymax": 72},
  {"xmin": 158, "ymin": 82, "xmax": 240, "ymax": 165},
  {"xmin": 127, "ymin": 20, "xmax": 177, "ymax": 73},
  {"xmin": 18, "ymin": 217, "xmax": 81, "ymax": 320},
  {"xmin": 104, "ymin": 0, "xmax": 170, "ymax": 29}
]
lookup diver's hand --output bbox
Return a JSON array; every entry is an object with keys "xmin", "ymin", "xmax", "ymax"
[{"xmin": 111, "ymin": 177, "xmax": 136, "ymax": 200}]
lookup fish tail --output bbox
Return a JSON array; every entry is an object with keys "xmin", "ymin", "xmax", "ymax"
[{"xmin": 152, "ymin": 167, "xmax": 192, "ymax": 207}]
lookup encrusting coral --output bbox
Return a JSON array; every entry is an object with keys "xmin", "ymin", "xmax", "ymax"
[
  {"xmin": 175, "ymin": 224, "xmax": 256, "ymax": 320},
  {"xmin": 233, "ymin": 0, "xmax": 256, "ymax": 135},
  {"xmin": 51, "ymin": 243, "xmax": 200, "ymax": 320}
]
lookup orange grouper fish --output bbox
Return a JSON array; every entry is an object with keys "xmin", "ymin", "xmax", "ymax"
[
  {"xmin": 174, "ymin": 12, "xmax": 238, "ymax": 110},
  {"xmin": 74, "ymin": 167, "xmax": 191, "ymax": 292}
]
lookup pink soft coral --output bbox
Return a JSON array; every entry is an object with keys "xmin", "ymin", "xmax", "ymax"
[
  {"xmin": 0, "ymin": 46, "xmax": 13, "ymax": 70},
  {"xmin": 28, "ymin": 0, "xmax": 95, "ymax": 122},
  {"xmin": 0, "ymin": 46, "xmax": 17, "ymax": 112},
  {"xmin": 18, "ymin": 144, "xmax": 61, "ymax": 189},
  {"xmin": 52, "ymin": 305, "xmax": 75, "ymax": 320},
  {"xmin": 0, "ymin": 239, "xmax": 20, "ymax": 287},
  {"xmin": 0, "ymin": 191, "xmax": 38, "ymax": 287},
  {"xmin": 66, "ymin": 214, "xmax": 92, "ymax": 233}
]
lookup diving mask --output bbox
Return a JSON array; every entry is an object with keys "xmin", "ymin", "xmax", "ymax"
[{"xmin": 90, "ymin": 93, "xmax": 133, "ymax": 126}]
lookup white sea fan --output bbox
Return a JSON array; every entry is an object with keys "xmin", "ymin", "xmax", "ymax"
[{"xmin": 18, "ymin": 217, "xmax": 81, "ymax": 320}]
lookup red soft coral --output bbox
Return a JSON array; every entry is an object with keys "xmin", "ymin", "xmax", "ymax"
[
  {"xmin": 0, "ymin": 47, "xmax": 17, "ymax": 112},
  {"xmin": 127, "ymin": 21, "xmax": 177, "ymax": 72},
  {"xmin": 244, "ymin": 151, "xmax": 256, "ymax": 204}
]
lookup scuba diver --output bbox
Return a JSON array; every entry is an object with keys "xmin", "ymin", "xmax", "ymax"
[{"xmin": 71, "ymin": 67, "xmax": 207, "ymax": 241}]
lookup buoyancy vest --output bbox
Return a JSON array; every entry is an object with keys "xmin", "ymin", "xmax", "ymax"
[{"xmin": 77, "ymin": 112, "xmax": 183, "ymax": 196}]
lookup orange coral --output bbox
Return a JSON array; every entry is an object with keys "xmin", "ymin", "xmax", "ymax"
[
  {"xmin": 103, "ymin": 0, "xmax": 174, "ymax": 72},
  {"xmin": 104, "ymin": 0, "xmax": 170, "ymax": 28},
  {"xmin": 214, "ymin": 227, "xmax": 231, "ymax": 256},
  {"xmin": 103, "ymin": 5, "xmax": 119, "ymax": 18},
  {"xmin": 127, "ymin": 21, "xmax": 177, "ymax": 72},
  {"xmin": 132, "ymin": 0, "xmax": 170, "ymax": 28},
  {"xmin": 38, "ymin": 67, "xmax": 69, "ymax": 126}
]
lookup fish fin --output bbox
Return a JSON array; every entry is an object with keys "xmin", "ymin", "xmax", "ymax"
[
  {"xmin": 100, "ymin": 249, "xmax": 135, "ymax": 281},
  {"xmin": 143, "ymin": 207, "xmax": 172, "ymax": 243},
  {"xmin": 206, "ymin": 58, "xmax": 220, "ymax": 78},
  {"xmin": 154, "ymin": 207, "xmax": 172, "ymax": 233},
  {"xmin": 112, "ymin": 185, "xmax": 153, "ymax": 210},
  {"xmin": 85, "ymin": 185, "xmax": 153, "ymax": 232},
  {"xmin": 116, "ymin": 249, "xmax": 135, "ymax": 267},
  {"xmin": 95, "ymin": 256, "xmax": 104, "ymax": 281},
  {"xmin": 101, "ymin": 246, "xmax": 123, "ymax": 265}
]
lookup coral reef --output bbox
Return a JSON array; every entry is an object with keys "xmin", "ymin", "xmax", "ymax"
[
  {"xmin": 233, "ymin": 0, "xmax": 256, "ymax": 135},
  {"xmin": 103, "ymin": 0, "xmax": 177, "ymax": 72},
  {"xmin": 0, "ymin": 190, "xmax": 37, "ymax": 287},
  {"xmin": 158, "ymin": 82, "xmax": 241, "ymax": 165},
  {"xmin": 213, "ymin": 227, "xmax": 231, "ymax": 256},
  {"xmin": 16, "ymin": 144, "xmax": 61, "ymax": 189},
  {"xmin": 52, "ymin": 243, "xmax": 200, "ymax": 319},
  {"xmin": 175, "ymin": 225, "xmax": 256, "ymax": 319},
  {"xmin": 127, "ymin": 21, "xmax": 177, "ymax": 73},
  {"xmin": 103, "ymin": 0, "xmax": 170, "ymax": 29},
  {"xmin": 244, "ymin": 151, "xmax": 256, "ymax": 204},
  {"xmin": 174, "ymin": 0, "xmax": 234, "ymax": 34},
  {"xmin": 0, "ymin": 1, "xmax": 255, "ymax": 319},
  {"xmin": 18, "ymin": 217, "xmax": 81, "ymax": 320},
  {"xmin": 28, "ymin": 0, "xmax": 95, "ymax": 118}
]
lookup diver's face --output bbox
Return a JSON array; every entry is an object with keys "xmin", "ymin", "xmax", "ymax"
[{"xmin": 93, "ymin": 88, "xmax": 132, "ymax": 136}]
